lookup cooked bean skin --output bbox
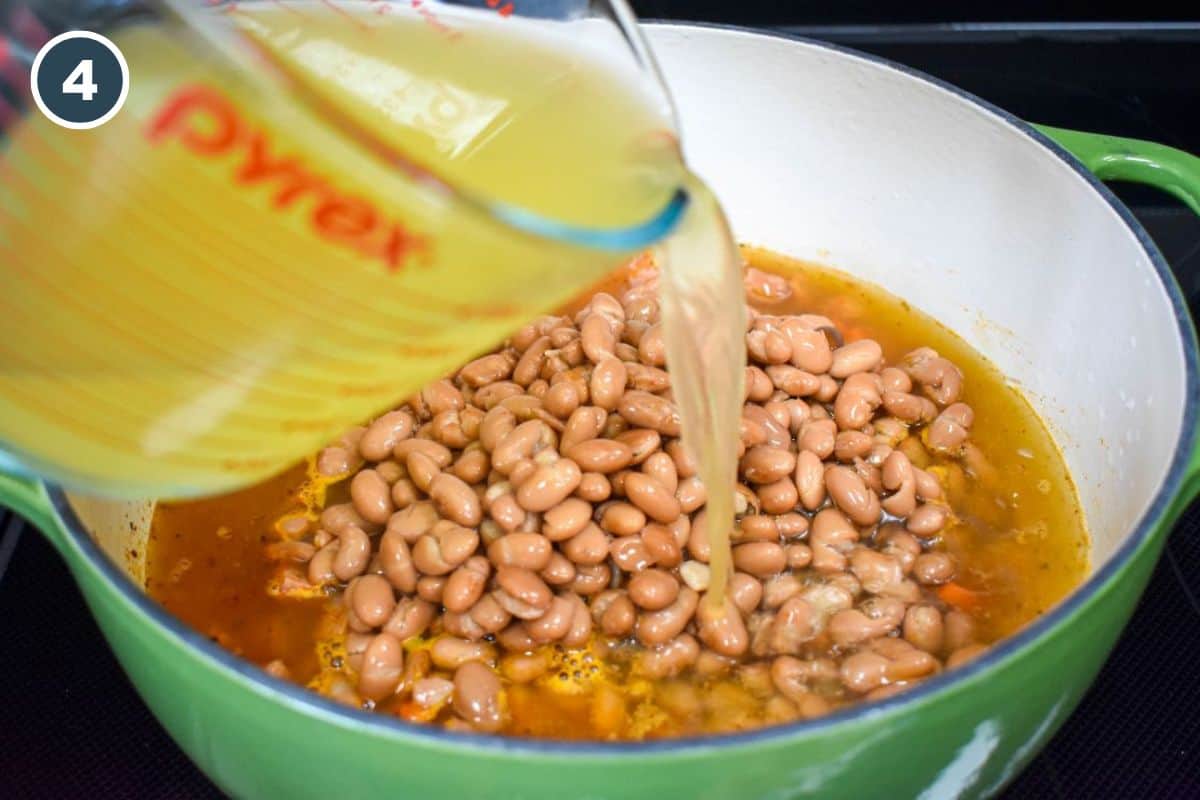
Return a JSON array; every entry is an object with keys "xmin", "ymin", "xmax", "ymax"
[
  {"xmin": 453, "ymin": 661, "xmax": 506, "ymax": 732},
  {"xmin": 269, "ymin": 264, "xmax": 1017, "ymax": 737}
]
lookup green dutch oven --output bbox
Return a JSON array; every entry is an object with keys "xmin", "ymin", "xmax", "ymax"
[{"xmin": 3, "ymin": 23, "xmax": 1200, "ymax": 800}]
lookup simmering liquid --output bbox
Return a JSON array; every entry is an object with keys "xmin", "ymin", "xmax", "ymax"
[{"xmin": 148, "ymin": 251, "xmax": 1088, "ymax": 738}]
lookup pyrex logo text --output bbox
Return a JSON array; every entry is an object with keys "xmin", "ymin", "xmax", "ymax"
[{"xmin": 146, "ymin": 84, "xmax": 428, "ymax": 273}]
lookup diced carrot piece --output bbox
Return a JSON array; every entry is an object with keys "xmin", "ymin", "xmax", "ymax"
[{"xmin": 938, "ymin": 582, "xmax": 982, "ymax": 612}]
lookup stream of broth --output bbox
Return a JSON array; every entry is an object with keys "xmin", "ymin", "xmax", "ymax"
[{"xmin": 148, "ymin": 249, "xmax": 1088, "ymax": 738}]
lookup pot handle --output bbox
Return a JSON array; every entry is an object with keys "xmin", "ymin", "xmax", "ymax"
[
  {"xmin": 0, "ymin": 467, "xmax": 66, "ymax": 555},
  {"xmin": 1037, "ymin": 126, "xmax": 1200, "ymax": 521},
  {"xmin": 1035, "ymin": 125, "xmax": 1200, "ymax": 216}
]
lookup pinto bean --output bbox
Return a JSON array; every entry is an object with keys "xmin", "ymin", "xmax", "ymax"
[
  {"xmin": 740, "ymin": 446, "xmax": 797, "ymax": 484},
  {"xmin": 881, "ymin": 450, "xmax": 918, "ymax": 518},
  {"xmin": 320, "ymin": 503, "xmax": 373, "ymax": 536},
  {"xmin": 409, "ymin": 523, "xmax": 477, "ymax": 576},
  {"xmin": 561, "ymin": 525, "xmax": 609, "ymax": 568},
  {"xmin": 732, "ymin": 542, "xmax": 787, "ymax": 577},
  {"xmin": 729, "ymin": 572, "xmax": 764, "ymax": 614},
  {"xmin": 542, "ymin": 381, "xmax": 582, "ymax": 419},
  {"xmin": 792, "ymin": 449, "xmax": 826, "ymax": 512},
  {"xmin": 830, "ymin": 339, "xmax": 883, "ymax": 378},
  {"xmin": 593, "ymin": 590, "xmax": 636, "ymax": 636},
  {"xmin": 825, "ymin": 465, "xmax": 881, "ymax": 526},
  {"xmin": 640, "ymin": 452, "xmax": 677, "ymax": 493},
  {"xmin": 451, "ymin": 446, "xmax": 490, "ymax": 486},
  {"xmin": 614, "ymin": 429, "xmax": 662, "ymax": 466},
  {"xmin": 510, "ymin": 335, "xmax": 550, "ymax": 386},
  {"xmin": 876, "ymin": 526, "xmax": 922, "ymax": 574},
  {"xmin": 903, "ymin": 347, "xmax": 964, "ymax": 406},
  {"xmin": 852, "ymin": 637, "xmax": 941, "ymax": 690},
  {"xmin": 633, "ymin": 634, "xmax": 699, "ymax": 679},
  {"xmin": 913, "ymin": 468, "xmax": 942, "ymax": 501},
  {"xmin": 947, "ymin": 644, "xmax": 988, "ymax": 669},
  {"xmin": 416, "ymin": 575, "xmax": 446, "ymax": 604},
  {"xmin": 786, "ymin": 327, "xmax": 834, "ymax": 374},
  {"xmin": 473, "ymin": 381, "xmax": 524, "ymax": 410},
  {"xmin": 913, "ymin": 551, "xmax": 957, "ymax": 585},
  {"xmin": 587, "ymin": 357, "xmax": 627, "ymax": 411},
  {"xmin": 696, "ymin": 594, "xmax": 749, "ymax": 657},
  {"xmin": 580, "ymin": 309, "xmax": 618, "ymax": 363},
  {"xmin": 487, "ymin": 532, "xmax": 553, "ymax": 571},
  {"xmin": 828, "ymin": 597, "xmax": 906, "ymax": 646},
  {"xmin": 642, "ymin": 523, "xmax": 683, "ymax": 567},
  {"xmin": 360, "ymin": 411, "xmax": 415, "ymax": 461},
  {"xmin": 785, "ymin": 543, "xmax": 812, "ymax": 569},
  {"xmin": 622, "ymin": 473, "xmax": 681, "ymax": 523},
  {"xmin": 881, "ymin": 391, "xmax": 937, "ymax": 424},
  {"xmin": 542, "ymin": 498, "xmax": 592, "ymax": 542},
  {"xmin": 765, "ymin": 365, "xmax": 820, "ymax": 397},
  {"xmin": 608, "ymin": 535, "xmax": 652, "ymax": 573},
  {"xmin": 493, "ymin": 566, "xmax": 552, "ymax": 618},
  {"xmin": 347, "ymin": 574, "xmax": 396, "ymax": 629},
  {"xmin": 907, "ymin": 504, "xmax": 950, "ymax": 536},
  {"xmin": 617, "ymin": 391, "xmax": 681, "ymax": 436},
  {"xmin": 526, "ymin": 595, "xmax": 575, "ymax": 643},
  {"xmin": 635, "ymin": 587, "xmax": 699, "ymax": 646},
  {"xmin": 444, "ymin": 557, "xmax": 491, "ymax": 613},
  {"xmin": 835, "ymin": 431, "xmax": 874, "ymax": 463},
  {"xmin": 576, "ymin": 472, "xmax": 612, "ymax": 503},
  {"xmin": 810, "ymin": 509, "xmax": 859, "ymax": 573},
  {"xmin": 849, "ymin": 549, "xmax": 909, "ymax": 602},
  {"xmin": 428, "ymin": 473, "xmax": 482, "ymax": 527},
  {"xmin": 382, "ymin": 596, "xmax": 435, "ymax": 642},
  {"xmin": 599, "ymin": 502, "xmax": 646, "ymax": 537},
  {"xmin": 444, "ymin": 606, "xmax": 488, "ymax": 640},
  {"xmin": 560, "ymin": 406, "xmax": 607, "ymax": 452},
  {"xmin": 927, "ymin": 403, "xmax": 974, "ymax": 453},
  {"xmin": 479, "ymin": 406, "xmax": 517, "ymax": 453},
  {"xmin": 665, "ymin": 439, "xmax": 698, "ymax": 479},
  {"xmin": 358, "ymin": 633, "xmax": 404, "ymax": 701},
  {"xmin": 879, "ymin": 367, "xmax": 912, "ymax": 393},
  {"xmin": 463, "ymin": 594, "xmax": 510, "ymax": 635},
  {"xmin": 566, "ymin": 439, "xmax": 633, "ymax": 473},
  {"xmin": 745, "ymin": 366, "xmax": 775, "ymax": 402},
  {"xmin": 834, "ymin": 372, "xmax": 882, "ymax": 431},
  {"xmin": 393, "ymin": 438, "xmax": 453, "ymax": 469},
  {"xmin": 332, "ymin": 525, "xmax": 372, "ymax": 582},
  {"xmin": 460, "ymin": 353, "xmax": 515, "ymax": 388},
  {"xmin": 453, "ymin": 661, "xmax": 506, "ymax": 732},
  {"xmin": 756, "ymin": 478, "xmax": 799, "ymax": 515},
  {"xmin": 798, "ymin": 418, "xmax": 837, "ymax": 460},
  {"xmin": 491, "ymin": 420, "xmax": 545, "ymax": 474},
  {"xmin": 628, "ymin": 569, "xmax": 680, "ymax": 611},
  {"xmin": 404, "ymin": 451, "xmax": 440, "ymax": 495},
  {"xmin": 570, "ymin": 564, "xmax": 611, "ymax": 596},
  {"xmin": 486, "ymin": 487, "xmax": 526, "ymax": 533},
  {"xmin": 516, "ymin": 458, "xmax": 582, "ymax": 512},
  {"xmin": 317, "ymin": 444, "xmax": 359, "ymax": 481},
  {"xmin": 904, "ymin": 605, "xmax": 945, "ymax": 654},
  {"xmin": 776, "ymin": 513, "xmax": 808, "ymax": 540},
  {"xmin": 671, "ymin": 476, "xmax": 707, "ymax": 514}
]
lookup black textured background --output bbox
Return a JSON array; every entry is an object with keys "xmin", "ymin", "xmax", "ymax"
[{"xmin": 2, "ymin": 12, "xmax": 1200, "ymax": 800}]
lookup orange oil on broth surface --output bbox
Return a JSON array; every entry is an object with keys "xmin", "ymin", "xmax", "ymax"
[{"xmin": 147, "ymin": 248, "xmax": 1088, "ymax": 737}]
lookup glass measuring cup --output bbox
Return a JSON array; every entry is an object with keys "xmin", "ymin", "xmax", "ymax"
[{"xmin": 0, "ymin": 0, "xmax": 689, "ymax": 497}]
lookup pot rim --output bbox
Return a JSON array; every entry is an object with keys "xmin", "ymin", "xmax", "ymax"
[{"xmin": 43, "ymin": 21, "xmax": 1200, "ymax": 758}]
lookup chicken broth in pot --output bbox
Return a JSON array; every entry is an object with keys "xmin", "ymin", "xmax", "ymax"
[{"xmin": 147, "ymin": 249, "xmax": 1088, "ymax": 739}]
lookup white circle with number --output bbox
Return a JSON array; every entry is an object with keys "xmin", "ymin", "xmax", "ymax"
[{"xmin": 30, "ymin": 30, "xmax": 130, "ymax": 130}]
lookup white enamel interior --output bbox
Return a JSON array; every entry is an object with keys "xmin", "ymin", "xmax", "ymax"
[
  {"xmin": 645, "ymin": 24, "xmax": 1188, "ymax": 568},
  {"xmin": 66, "ymin": 24, "xmax": 1188, "ymax": 583}
]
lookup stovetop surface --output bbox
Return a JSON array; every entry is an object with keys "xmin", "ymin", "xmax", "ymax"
[{"xmin": 2, "ymin": 17, "xmax": 1199, "ymax": 800}]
